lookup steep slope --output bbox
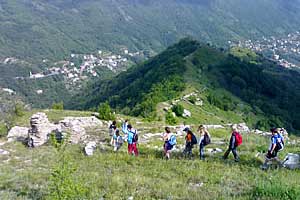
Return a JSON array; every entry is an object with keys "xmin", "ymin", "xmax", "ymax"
[
  {"xmin": 70, "ymin": 39, "xmax": 300, "ymax": 133},
  {"xmin": 1, "ymin": 0, "xmax": 300, "ymax": 61}
]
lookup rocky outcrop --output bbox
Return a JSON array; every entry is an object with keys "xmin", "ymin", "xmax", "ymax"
[
  {"xmin": 60, "ymin": 116, "xmax": 102, "ymax": 144},
  {"xmin": 28, "ymin": 113, "xmax": 59, "ymax": 147},
  {"xmin": 7, "ymin": 126, "xmax": 28, "ymax": 142}
]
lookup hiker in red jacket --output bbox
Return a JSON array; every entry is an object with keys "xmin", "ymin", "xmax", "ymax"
[{"xmin": 223, "ymin": 125, "xmax": 242, "ymax": 162}]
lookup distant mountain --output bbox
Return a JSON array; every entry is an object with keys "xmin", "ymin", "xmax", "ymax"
[
  {"xmin": 1, "ymin": 0, "xmax": 300, "ymax": 61},
  {"xmin": 70, "ymin": 39, "xmax": 300, "ymax": 134}
]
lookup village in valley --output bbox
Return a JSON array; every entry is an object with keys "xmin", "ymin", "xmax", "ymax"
[
  {"xmin": 230, "ymin": 31, "xmax": 300, "ymax": 69},
  {"xmin": 1, "ymin": 48, "xmax": 147, "ymax": 90}
]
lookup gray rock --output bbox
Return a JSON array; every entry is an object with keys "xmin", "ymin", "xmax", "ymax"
[
  {"xmin": 7, "ymin": 126, "xmax": 29, "ymax": 142},
  {"xmin": 0, "ymin": 149, "xmax": 9, "ymax": 155},
  {"xmin": 182, "ymin": 109, "xmax": 191, "ymax": 118},
  {"xmin": 28, "ymin": 113, "xmax": 59, "ymax": 147},
  {"xmin": 282, "ymin": 153, "xmax": 300, "ymax": 169},
  {"xmin": 84, "ymin": 141, "xmax": 97, "ymax": 156}
]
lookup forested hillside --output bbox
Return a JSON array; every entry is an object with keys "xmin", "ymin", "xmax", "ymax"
[
  {"xmin": 70, "ymin": 39, "xmax": 300, "ymax": 134},
  {"xmin": 1, "ymin": 0, "xmax": 300, "ymax": 61}
]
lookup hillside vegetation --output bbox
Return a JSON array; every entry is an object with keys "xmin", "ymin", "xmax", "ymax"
[
  {"xmin": 70, "ymin": 39, "xmax": 300, "ymax": 134},
  {"xmin": 1, "ymin": 0, "xmax": 300, "ymax": 61}
]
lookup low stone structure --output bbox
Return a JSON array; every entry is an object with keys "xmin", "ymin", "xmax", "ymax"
[
  {"xmin": 28, "ymin": 113, "xmax": 59, "ymax": 147},
  {"xmin": 7, "ymin": 126, "xmax": 28, "ymax": 143}
]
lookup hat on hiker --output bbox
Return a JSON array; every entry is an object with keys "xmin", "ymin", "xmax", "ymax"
[
  {"xmin": 183, "ymin": 127, "xmax": 189, "ymax": 132},
  {"xmin": 127, "ymin": 124, "xmax": 132, "ymax": 129}
]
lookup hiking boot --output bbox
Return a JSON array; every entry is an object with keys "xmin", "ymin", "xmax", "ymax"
[{"xmin": 234, "ymin": 157, "xmax": 240, "ymax": 162}]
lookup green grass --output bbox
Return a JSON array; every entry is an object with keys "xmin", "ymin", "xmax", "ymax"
[{"xmin": 1, "ymin": 124, "xmax": 300, "ymax": 199}]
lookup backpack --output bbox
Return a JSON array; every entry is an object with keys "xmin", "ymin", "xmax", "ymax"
[
  {"xmin": 168, "ymin": 135, "xmax": 177, "ymax": 146},
  {"xmin": 191, "ymin": 133, "xmax": 197, "ymax": 145},
  {"xmin": 132, "ymin": 130, "xmax": 138, "ymax": 143},
  {"xmin": 235, "ymin": 132, "xmax": 243, "ymax": 146},
  {"xmin": 203, "ymin": 134, "xmax": 211, "ymax": 145}
]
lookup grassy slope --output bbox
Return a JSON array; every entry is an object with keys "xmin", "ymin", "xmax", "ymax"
[{"xmin": 1, "ymin": 109, "xmax": 300, "ymax": 199}]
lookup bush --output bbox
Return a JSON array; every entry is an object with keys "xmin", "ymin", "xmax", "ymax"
[
  {"xmin": 98, "ymin": 102, "xmax": 115, "ymax": 120},
  {"xmin": 14, "ymin": 103, "xmax": 25, "ymax": 117},
  {"xmin": 52, "ymin": 102, "xmax": 64, "ymax": 110},
  {"xmin": 47, "ymin": 134, "xmax": 89, "ymax": 199},
  {"xmin": 172, "ymin": 104, "xmax": 184, "ymax": 117},
  {"xmin": 188, "ymin": 96, "xmax": 197, "ymax": 104},
  {"xmin": 166, "ymin": 111, "xmax": 178, "ymax": 125},
  {"xmin": 0, "ymin": 122, "xmax": 8, "ymax": 137}
]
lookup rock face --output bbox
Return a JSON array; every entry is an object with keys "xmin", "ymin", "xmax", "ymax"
[
  {"xmin": 282, "ymin": 153, "xmax": 300, "ymax": 169},
  {"xmin": 28, "ymin": 113, "xmax": 59, "ymax": 147},
  {"xmin": 7, "ymin": 126, "xmax": 29, "ymax": 142},
  {"xmin": 60, "ymin": 116, "xmax": 102, "ymax": 144}
]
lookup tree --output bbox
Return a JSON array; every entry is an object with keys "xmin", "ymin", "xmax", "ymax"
[
  {"xmin": 98, "ymin": 102, "xmax": 115, "ymax": 120},
  {"xmin": 172, "ymin": 104, "xmax": 184, "ymax": 117},
  {"xmin": 166, "ymin": 111, "xmax": 178, "ymax": 125}
]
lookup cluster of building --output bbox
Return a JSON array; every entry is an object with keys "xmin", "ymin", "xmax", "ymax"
[
  {"xmin": 28, "ymin": 49, "xmax": 143, "ymax": 85},
  {"xmin": 230, "ymin": 31, "xmax": 300, "ymax": 68}
]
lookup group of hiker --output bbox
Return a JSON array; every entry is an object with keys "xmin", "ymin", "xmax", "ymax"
[{"xmin": 108, "ymin": 120, "xmax": 286, "ymax": 164}]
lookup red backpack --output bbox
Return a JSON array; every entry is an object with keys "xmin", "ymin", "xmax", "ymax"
[{"xmin": 234, "ymin": 132, "xmax": 243, "ymax": 146}]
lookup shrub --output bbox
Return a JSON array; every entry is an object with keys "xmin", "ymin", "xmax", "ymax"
[
  {"xmin": 166, "ymin": 111, "xmax": 177, "ymax": 125},
  {"xmin": 14, "ymin": 103, "xmax": 25, "ymax": 117},
  {"xmin": 98, "ymin": 102, "xmax": 115, "ymax": 120},
  {"xmin": 0, "ymin": 122, "xmax": 8, "ymax": 137},
  {"xmin": 188, "ymin": 96, "xmax": 197, "ymax": 104},
  {"xmin": 172, "ymin": 104, "xmax": 184, "ymax": 117},
  {"xmin": 47, "ymin": 134, "xmax": 89, "ymax": 200},
  {"xmin": 52, "ymin": 102, "xmax": 64, "ymax": 110}
]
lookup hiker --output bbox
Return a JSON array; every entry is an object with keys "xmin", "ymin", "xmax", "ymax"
[
  {"xmin": 109, "ymin": 120, "xmax": 117, "ymax": 136},
  {"xmin": 162, "ymin": 127, "xmax": 176, "ymax": 159},
  {"xmin": 123, "ymin": 124, "xmax": 139, "ymax": 156},
  {"xmin": 223, "ymin": 125, "xmax": 242, "ymax": 162},
  {"xmin": 111, "ymin": 129, "xmax": 123, "ymax": 151},
  {"xmin": 183, "ymin": 127, "xmax": 197, "ymax": 158},
  {"xmin": 198, "ymin": 125, "xmax": 211, "ymax": 160},
  {"xmin": 265, "ymin": 128, "xmax": 284, "ymax": 162}
]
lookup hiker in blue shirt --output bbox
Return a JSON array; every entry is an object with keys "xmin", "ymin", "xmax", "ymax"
[
  {"xmin": 266, "ymin": 128, "xmax": 284, "ymax": 161},
  {"xmin": 123, "ymin": 123, "xmax": 138, "ymax": 156}
]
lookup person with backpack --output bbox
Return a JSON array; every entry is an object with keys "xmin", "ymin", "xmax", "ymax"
[
  {"xmin": 123, "ymin": 124, "xmax": 139, "ymax": 156},
  {"xmin": 162, "ymin": 127, "xmax": 176, "ymax": 160},
  {"xmin": 111, "ymin": 129, "xmax": 123, "ymax": 152},
  {"xmin": 198, "ymin": 125, "xmax": 211, "ymax": 160},
  {"xmin": 109, "ymin": 120, "xmax": 117, "ymax": 136},
  {"xmin": 265, "ymin": 128, "xmax": 284, "ymax": 161},
  {"xmin": 183, "ymin": 127, "xmax": 197, "ymax": 158},
  {"xmin": 223, "ymin": 125, "xmax": 242, "ymax": 162}
]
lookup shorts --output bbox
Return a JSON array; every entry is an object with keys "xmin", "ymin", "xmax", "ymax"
[{"xmin": 165, "ymin": 142, "xmax": 173, "ymax": 151}]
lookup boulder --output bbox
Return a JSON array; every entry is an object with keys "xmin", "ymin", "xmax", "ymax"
[
  {"xmin": 7, "ymin": 126, "xmax": 29, "ymax": 142},
  {"xmin": 182, "ymin": 109, "xmax": 191, "ymax": 118},
  {"xmin": 28, "ymin": 113, "xmax": 59, "ymax": 147},
  {"xmin": 84, "ymin": 141, "xmax": 97, "ymax": 156},
  {"xmin": 282, "ymin": 153, "xmax": 300, "ymax": 169},
  {"xmin": 0, "ymin": 149, "xmax": 9, "ymax": 155},
  {"xmin": 236, "ymin": 123, "xmax": 250, "ymax": 133}
]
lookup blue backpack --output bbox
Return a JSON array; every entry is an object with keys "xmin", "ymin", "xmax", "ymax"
[{"xmin": 168, "ymin": 135, "xmax": 177, "ymax": 146}]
